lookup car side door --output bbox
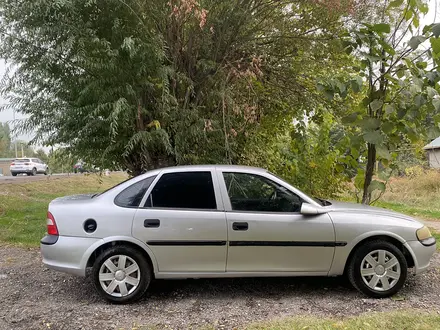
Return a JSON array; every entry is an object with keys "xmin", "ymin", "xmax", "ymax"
[
  {"xmin": 218, "ymin": 170, "xmax": 335, "ymax": 274},
  {"xmin": 35, "ymin": 159, "xmax": 44, "ymax": 172},
  {"xmin": 132, "ymin": 169, "xmax": 228, "ymax": 274},
  {"xmin": 30, "ymin": 158, "xmax": 38, "ymax": 172}
]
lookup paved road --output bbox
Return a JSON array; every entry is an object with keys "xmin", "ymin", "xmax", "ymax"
[{"xmin": 0, "ymin": 173, "xmax": 76, "ymax": 184}]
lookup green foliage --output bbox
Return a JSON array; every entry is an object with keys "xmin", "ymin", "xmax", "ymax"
[
  {"xmin": 1, "ymin": 0, "xmax": 435, "ymax": 204},
  {"xmin": 0, "ymin": 122, "xmax": 12, "ymax": 157},
  {"xmin": 46, "ymin": 148, "xmax": 77, "ymax": 174},
  {"xmin": 321, "ymin": 0, "xmax": 440, "ymax": 204},
  {"xmin": 0, "ymin": 0, "xmax": 351, "ymax": 176},
  {"xmin": 242, "ymin": 112, "xmax": 351, "ymax": 198}
]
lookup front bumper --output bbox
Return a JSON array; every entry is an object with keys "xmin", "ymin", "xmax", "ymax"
[
  {"xmin": 404, "ymin": 239, "xmax": 437, "ymax": 275},
  {"xmin": 40, "ymin": 235, "xmax": 101, "ymax": 277}
]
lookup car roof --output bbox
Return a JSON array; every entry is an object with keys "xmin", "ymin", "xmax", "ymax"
[
  {"xmin": 140, "ymin": 164, "xmax": 267, "ymax": 177},
  {"xmin": 159, "ymin": 164, "xmax": 266, "ymax": 172}
]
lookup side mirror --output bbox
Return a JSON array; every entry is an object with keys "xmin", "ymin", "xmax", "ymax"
[{"xmin": 300, "ymin": 203, "xmax": 327, "ymax": 215}]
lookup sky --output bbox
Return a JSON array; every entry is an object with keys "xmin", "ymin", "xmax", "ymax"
[{"xmin": 0, "ymin": 1, "xmax": 438, "ymax": 143}]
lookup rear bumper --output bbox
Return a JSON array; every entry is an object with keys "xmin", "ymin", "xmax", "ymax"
[
  {"xmin": 40, "ymin": 235, "xmax": 101, "ymax": 277},
  {"xmin": 11, "ymin": 169, "xmax": 33, "ymax": 174},
  {"xmin": 405, "ymin": 240, "xmax": 437, "ymax": 275}
]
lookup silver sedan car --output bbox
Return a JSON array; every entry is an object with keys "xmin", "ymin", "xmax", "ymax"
[{"xmin": 40, "ymin": 165, "xmax": 436, "ymax": 303}]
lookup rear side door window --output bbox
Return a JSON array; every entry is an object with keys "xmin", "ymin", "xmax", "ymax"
[
  {"xmin": 115, "ymin": 176, "xmax": 156, "ymax": 208},
  {"xmin": 145, "ymin": 172, "xmax": 217, "ymax": 210},
  {"xmin": 223, "ymin": 172, "xmax": 303, "ymax": 212}
]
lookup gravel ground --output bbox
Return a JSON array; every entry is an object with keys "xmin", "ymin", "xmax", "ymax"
[{"xmin": 0, "ymin": 246, "xmax": 439, "ymax": 330}]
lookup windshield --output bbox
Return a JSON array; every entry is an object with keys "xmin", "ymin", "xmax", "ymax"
[{"xmin": 313, "ymin": 197, "xmax": 332, "ymax": 206}]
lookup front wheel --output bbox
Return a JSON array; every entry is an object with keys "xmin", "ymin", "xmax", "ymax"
[
  {"xmin": 347, "ymin": 240, "xmax": 407, "ymax": 298},
  {"xmin": 31, "ymin": 168, "xmax": 37, "ymax": 176},
  {"xmin": 92, "ymin": 246, "xmax": 151, "ymax": 303}
]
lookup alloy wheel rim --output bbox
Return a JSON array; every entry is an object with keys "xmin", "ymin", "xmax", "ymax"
[
  {"xmin": 360, "ymin": 249, "xmax": 401, "ymax": 292},
  {"xmin": 99, "ymin": 255, "xmax": 141, "ymax": 297}
]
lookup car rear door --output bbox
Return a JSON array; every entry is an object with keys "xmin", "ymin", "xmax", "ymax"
[
  {"xmin": 34, "ymin": 159, "xmax": 42, "ymax": 172},
  {"xmin": 132, "ymin": 168, "xmax": 227, "ymax": 273},
  {"xmin": 218, "ymin": 170, "xmax": 335, "ymax": 274}
]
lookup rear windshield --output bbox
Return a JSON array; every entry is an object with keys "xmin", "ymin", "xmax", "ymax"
[
  {"xmin": 92, "ymin": 176, "xmax": 137, "ymax": 198},
  {"xmin": 14, "ymin": 159, "xmax": 30, "ymax": 163}
]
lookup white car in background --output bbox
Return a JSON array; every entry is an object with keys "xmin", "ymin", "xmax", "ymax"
[{"xmin": 10, "ymin": 157, "xmax": 49, "ymax": 176}]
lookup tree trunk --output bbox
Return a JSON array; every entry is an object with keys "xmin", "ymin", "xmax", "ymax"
[{"xmin": 362, "ymin": 143, "xmax": 376, "ymax": 205}]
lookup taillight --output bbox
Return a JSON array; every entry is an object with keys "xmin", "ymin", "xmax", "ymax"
[
  {"xmin": 47, "ymin": 212, "xmax": 59, "ymax": 236},
  {"xmin": 10, "ymin": 162, "xmax": 15, "ymax": 165}
]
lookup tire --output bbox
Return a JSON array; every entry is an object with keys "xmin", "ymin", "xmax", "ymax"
[
  {"xmin": 347, "ymin": 240, "xmax": 407, "ymax": 298},
  {"xmin": 11, "ymin": 173, "xmax": 17, "ymax": 177},
  {"xmin": 31, "ymin": 168, "xmax": 37, "ymax": 176},
  {"xmin": 44, "ymin": 168, "xmax": 49, "ymax": 175},
  {"xmin": 92, "ymin": 245, "xmax": 151, "ymax": 304}
]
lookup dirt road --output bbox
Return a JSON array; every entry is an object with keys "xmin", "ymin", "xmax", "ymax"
[{"xmin": 0, "ymin": 246, "xmax": 439, "ymax": 330}]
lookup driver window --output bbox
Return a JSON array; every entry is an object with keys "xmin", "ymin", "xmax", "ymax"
[{"xmin": 223, "ymin": 172, "xmax": 302, "ymax": 213}]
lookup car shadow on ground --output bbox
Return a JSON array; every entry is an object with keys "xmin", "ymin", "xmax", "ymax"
[
  {"xmin": 141, "ymin": 275, "xmax": 355, "ymax": 300},
  {"xmin": 75, "ymin": 268, "xmax": 426, "ymax": 304}
]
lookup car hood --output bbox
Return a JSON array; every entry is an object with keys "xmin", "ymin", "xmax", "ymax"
[{"xmin": 326, "ymin": 200, "xmax": 420, "ymax": 223}]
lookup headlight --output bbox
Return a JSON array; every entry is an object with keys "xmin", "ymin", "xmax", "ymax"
[{"xmin": 416, "ymin": 226, "xmax": 436, "ymax": 246}]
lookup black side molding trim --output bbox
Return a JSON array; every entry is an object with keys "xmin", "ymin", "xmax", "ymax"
[
  {"xmin": 40, "ymin": 235, "xmax": 59, "ymax": 245},
  {"xmin": 147, "ymin": 240, "xmax": 227, "ymax": 246},
  {"xmin": 229, "ymin": 241, "xmax": 347, "ymax": 247}
]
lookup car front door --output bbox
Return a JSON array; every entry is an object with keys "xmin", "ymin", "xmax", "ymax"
[
  {"xmin": 31, "ymin": 159, "xmax": 39, "ymax": 172},
  {"xmin": 218, "ymin": 170, "xmax": 335, "ymax": 274},
  {"xmin": 132, "ymin": 169, "xmax": 227, "ymax": 273}
]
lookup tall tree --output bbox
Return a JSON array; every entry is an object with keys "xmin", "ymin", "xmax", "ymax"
[
  {"xmin": 321, "ymin": 0, "xmax": 440, "ymax": 204},
  {"xmin": 0, "ymin": 0, "xmax": 351, "ymax": 175},
  {"xmin": 0, "ymin": 122, "xmax": 12, "ymax": 157}
]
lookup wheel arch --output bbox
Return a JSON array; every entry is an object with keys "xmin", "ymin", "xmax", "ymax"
[
  {"xmin": 83, "ymin": 236, "xmax": 158, "ymax": 274},
  {"xmin": 343, "ymin": 234, "xmax": 415, "ymax": 274}
]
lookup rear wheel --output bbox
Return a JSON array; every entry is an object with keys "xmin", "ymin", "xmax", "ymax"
[
  {"xmin": 92, "ymin": 246, "xmax": 151, "ymax": 304},
  {"xmin": 347, "ymin": 240, "xmax": 407, "ymax": 298},
  {"xmin": 11, "ymin": 173, "xmax": 17, "ymax": 177}
]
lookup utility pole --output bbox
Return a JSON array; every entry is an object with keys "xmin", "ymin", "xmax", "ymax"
[
  {"xmin": 21, "ymin": 144, "xmax": 24, "ymax": 157},
  {"xmin": 13, "ymin": 109, "xmax": 17, "ymax": 158}
]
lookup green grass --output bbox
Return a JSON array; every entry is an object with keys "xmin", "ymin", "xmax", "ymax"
[
  {"xmin": 136, "ymin": 310, "xmax": 440, "ymax": 330},
  {"xmin": 243, "ymin": 310, "xmax": 440, "ymax": 330},
  {"xmin": 374, "ymin": 200, "xmax": 440, "ymax": 221},
  {"xmin": 433, "ymin": 231, "xmax": 440, "ymax": 250},
  {"xmin": 0, "ymin": 173, "xmax": 127, "ymax": 246}
]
